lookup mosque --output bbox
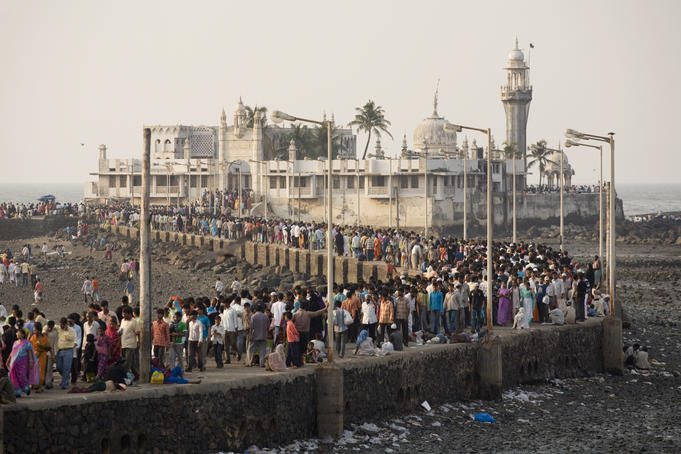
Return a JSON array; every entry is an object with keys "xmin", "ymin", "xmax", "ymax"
[{"xmin": 86, "ymin": 40, "xmax": 582, "ymax": 232}]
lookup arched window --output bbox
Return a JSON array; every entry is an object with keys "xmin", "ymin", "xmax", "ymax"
[
  {"xmin": 155, "ymin": 139, "xmax": 161, "ymax": 154},
  {"xmin": 164, "ymin": 139, "xmax": 172, "ymax": 153}
]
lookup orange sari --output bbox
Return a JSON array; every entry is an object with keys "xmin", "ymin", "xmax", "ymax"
[{"xmin": 29, "ymin": 332, "xmax": 51, "ymax": 387}]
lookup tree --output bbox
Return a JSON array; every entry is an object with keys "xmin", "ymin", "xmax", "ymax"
[
  {"xmin": 281, "ymin": 124, "xmax": 313, "ymax": 159},
  {"xmin": 244, "ymin": 105, "xmax": 268, "ymax": 128},
  {"xmin": 308, "ymin": 125, "xmax": 347, "ymax": 159},
  {"xmin": 502, "ymin": 141, "xmax": 521, "ymax": 160},
  {"xmin": 348, "ymin": 100, "xmax": 393, "ymax": 159},
  {"xmin": 527, "ymin": 140, "xmax": 555, "ymax": 187}
]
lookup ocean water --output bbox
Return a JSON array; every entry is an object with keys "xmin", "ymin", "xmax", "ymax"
[{"xmin": 0, "ymin": 183, "xmax": 678, "ymax": 217}]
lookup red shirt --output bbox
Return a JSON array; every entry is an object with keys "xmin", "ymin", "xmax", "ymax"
[
  {"xmin": 286, "ymin": 321, "xmax": 300, "ymax": 343},
  {"xmin": 152, "ymin": 320, "xmax": 170, "ymax": 347}
]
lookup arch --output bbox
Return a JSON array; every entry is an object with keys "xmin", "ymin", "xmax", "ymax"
[{"xmin": 164, "ymin": 139, "xmax": 172, "ymax": 153}]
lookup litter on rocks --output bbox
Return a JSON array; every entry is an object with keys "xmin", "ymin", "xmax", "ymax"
[
  {"xmin": 474, "ymin": 413, "xmax": 496, "ymax": 423},
  {"xmin": 421, "ymin": 401, "xmax": 432, "ymax": 411}
]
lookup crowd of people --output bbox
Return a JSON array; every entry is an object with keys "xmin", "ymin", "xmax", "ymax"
[
  {"xmin": 0, "ymin": 201, "xmax": 84, "ymax": 219},
  {"xmin": 0, "ymin": 198, "xmax": 611, "ymax": 400},
  {"xmin": 524, "ymin": 184, "xmax": 603, "ymax": 194}
]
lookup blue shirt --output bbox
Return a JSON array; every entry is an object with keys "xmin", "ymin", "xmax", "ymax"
[
  {"xmin": 198, "ymin": 315, "xmax": 210, "ymax": 340},
  {"xmin": 429, "ymin": 291, "xmax": 444, "ymax": 312}
]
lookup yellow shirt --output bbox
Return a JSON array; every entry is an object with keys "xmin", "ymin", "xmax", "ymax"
[{"xmin": 56, "ymin": 326, "xmax": 76, "ymax": 350}]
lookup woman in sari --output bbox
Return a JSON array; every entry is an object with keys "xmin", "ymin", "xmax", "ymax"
[
  {"xmin": 497, "ymin": 281, "xmax": 512, "ymax": 326},
  {"xmin": 520, "ymin": 277, "xmax": 535, "ymax": 327},
  {"xmin": 29, "ymin": 322, "xmax": 50, "ymax": 392},
  {"xmin": 8, "ymin": 329, "xmax": 39, "ymax": 397},
  {"xmin": 105, "ymin": 319, "xmax": 121, "ymax": 365},
  {"xmin": 265, "ymin": 344, "xmax": 287, "ymax": 372}
]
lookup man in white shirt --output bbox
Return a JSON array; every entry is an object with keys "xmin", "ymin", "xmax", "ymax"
[
  {"xmin": 215, "ymin": 277, "xmax": 224, "ymax": 297},
  {"xmin": 119, "ymin": 307, "xmax": 140, "ymax": 380},
  {"xmin": 271, "ymin": 293, "xmax": 287, "ymax": 345},
  {"xmin": 186, "ymin": 310, "xmax": 203, "ymax": 372},
  {"xmin": 82, "ymin": 277, "xmax": 93, "ymax": 303},
  {"xmin": 221, "ymin": 302, "xmax": 239, "ymax": 363}
]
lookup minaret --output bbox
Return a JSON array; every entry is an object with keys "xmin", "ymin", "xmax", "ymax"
[
  {"xmin": 501, "ymin": 38, "xmax": 532, "ymax": 180},
  {"xmin": 461, "ymin": 136, "xmax": 468, "ymax": 159},
  {"xmin": 288, "ymin": 138, "xmax": 297, "ymax": 161},
  {"xmin": 218, "ymin": 108, "xmax": 227, "ymax": 162}
]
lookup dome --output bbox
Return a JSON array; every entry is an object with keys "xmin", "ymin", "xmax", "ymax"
[
  {"xmin": 546, "ymin": 151, "xmax": 570, "ymax": 173},
  {"xmin": 413, "ymin": 113, "xmax": 457, "ymax": 154},
  {"xmin": 507, "ymin": 48, "xmax": 524, "ymax": 61},
  {"xmin": 234, "ymin": 96, "xmax": 246, "ymax": 114}
]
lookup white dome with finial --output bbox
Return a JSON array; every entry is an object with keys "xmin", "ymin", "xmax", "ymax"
[
  {"xmin": 506, "ymin": 38, "xmax": 527, "ymax": 68},
  {"xmin": 413, "ymin": 82, "xmax": 456, "ymax": 155},
  {"xmin": 234, "ymin": 96, "xmax": 246, "ymax": 114}
]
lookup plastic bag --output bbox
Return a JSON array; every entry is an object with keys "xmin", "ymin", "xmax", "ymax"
[
  {"xmin": 150, "ymin": 370, "xmax": 164, "ymax": 384},
  {"xmin": 474, "ymin": 413, "xmax": 496, "ymax": 423}
]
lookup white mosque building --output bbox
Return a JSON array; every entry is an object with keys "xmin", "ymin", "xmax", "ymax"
[{"xmin": 86, "ymin": 40, "xmax": 588, "ymax": 231}]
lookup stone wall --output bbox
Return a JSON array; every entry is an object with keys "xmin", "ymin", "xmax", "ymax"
[
  {"xmin": 3, "ymin": 371, "xmax": 317, "ymax": 454},
  {"xmin": 0, "ymin": 216, "xmax": 78, "ymax": 241},
  {"xmin": 1, "ymin": 320, "xmax": 612, "ymax": 454}
]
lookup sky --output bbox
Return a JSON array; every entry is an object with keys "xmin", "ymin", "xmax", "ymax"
[{"xmin": 1, "ymin": 0, "xmax": 679, "ymax": 186}]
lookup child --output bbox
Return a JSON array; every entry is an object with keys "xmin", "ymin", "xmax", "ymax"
[
  {"xmin": 83, "ymin": 334, "xmax": 98, "ymax": 383},
  {"xmin": 95, "ymin": 326, "xmax": 111, "ymax": 380},
  {"xmin": 285, "ymin": 312, "xmax": 301, "ymax": 368}
]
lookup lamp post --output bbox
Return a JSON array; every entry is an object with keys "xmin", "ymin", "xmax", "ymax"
[
  {"xmin": 463, "ymin": 143, "xmax": 468, "ymax": 240},
  {"xmin": 565, "ymin": 139, "xmax": 604, "ymax": 278},
  {"xmin": 444, "ymin": 122, "xmax": 493, "ymax": 333},
  {"xmin": 565, "ymin": 129, "xmax": 616, "ymax": 317},
  {"xmin": 249, "ymin": 159, "xmax": 268, "ymax": 221},
  {"xmin": 356, "ymin": 158, "xmax": 360, "ymax": 226},
  {"xmin": 272, "ymin": 109, "xmax": 335, "ymax": 361},
  {"xmin": 529, "ymin": 143, "xmax": 565, "ymax": 251},
  {"xmin": 423, "ymin": 145, "xmax": 429, "ymax": 238}
]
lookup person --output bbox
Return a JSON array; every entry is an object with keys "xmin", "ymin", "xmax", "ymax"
[
  {"xmin": 248, "ymin": 304, "xmax": 269, "ymax": 368},
  {"xmin": 470, "ymin": 283, "xmax": 484, "ymax": 333},
  {"xmin": 377, "ymin": 291, "xmax": 394, "ymax": 343},
  {"xmin": 43, "ymin": 320, "xmax": 58, "ymax": 389},
  {"xmin": 105, "ymin": 319, "xmax": 121, "ymax": 365},
  {"xmin": 593, "ymin": 255, "xmax": 601, "ymax": 289},
  {"xmin": 29, "ymin": 322, "xmax": 50, "ymax": 392},
  {"xmin": 55, "ymin": 317, "xmax": 76, "ymax": 389},
  {"xmin": 575, "ymin": 273, "xmax": 587, "ymax": 322},
  {"xmin": 82, "ymin": 276, "xmax": 94, "ymax": 303},
  {"xmin": 215, "ymin": 277, "xmax": 224, "ymax": 298},
  {"xmin": 33, "ymin": 278, "xmax": 44, "ymax": 305},
  {"xmin": 95, "ymin": 326, "xmax": 111, "ymax": 380},
  {"xmin": 549, "ymin": 305, "xmax": 565, "ymax": 325},
  {"xmin": 270, "ymin": 293, "xmax": 287, "ymax": 347},
  {"xmin": 186, "ymin": 310, "xmax": 203, "ymax": 372},
  {"xmin": 168, "ymin": 311, "xmax": 186, "ymax": 369},
  {"xmin": 332, "ymin": 301, "xmax": 349, "ymax": 359},
  {"xmin": 265, "ymin": 344, "xmax": 287, "ymax": 372},
  {"xmin": 196, "ymin": 307, "xmax": 211, "ymax": 370},
  {"xmin": 354, "ymin": 329, "xmax": 375, "ymax": 356},
  {"xmin": 67, "ymin": 315, "xmax": 83, "ymax": 384},
  {"xmin": 82, "ymin": 334, "xmax": 98, "ymax": 382},
  {"xmin": 152, "ymin": 309, "xmax": 170, "ymax": 367},
  {"xmin": 119, "ymin": 307, "xmax": 140, "ymax": 380},
  {"xmin": 520, "ymin": 278, "xmax": 535, "ymax": 327},
  {"xmin": 361, "ymin": 293, "xmax": 378, "ymax": 341},
  {"xmin": 429, "ymin": 284, "xmax": 444, "ymax": 334},
  {"xmin": 124, "ymin": 278, "xmax": 135, "ymax": 303},
  {"xmin": 497, "ymin": 281, "xmax": 512, "ymax": 326},
  {"xmin": 211, "ymin": 314, "xmax": 225, "ymax": 368},
  {"xmin": 92, "ymin": 277, "xmax": 100, "ymax": 302},
  {"xmin": 8, "ymin": 329, "xmax": 39, "ymax": 397},
  {"xmin": 285, "ymin": 312, "xmax": 301, "ymax": 368}
]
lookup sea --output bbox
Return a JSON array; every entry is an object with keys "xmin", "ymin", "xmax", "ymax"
[{"xmin": 0, "ymin": 182, "xmax": 679, "ymax": 217}]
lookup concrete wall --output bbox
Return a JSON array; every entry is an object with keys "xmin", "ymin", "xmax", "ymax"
[
  {"xmin": 264, "ymin": 192, "xmax": 622, "ymax": 233},
  {"xmin": 2, "ymin": 319, "xmax": 611, "ymax": 454}
]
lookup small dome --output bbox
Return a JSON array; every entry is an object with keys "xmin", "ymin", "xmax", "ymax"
[
  {"xmin": 546, "ymin": 151, "xmax": 570, "ymax": 172},
  {"xmin": 234, "ymin": 97, "xmax": 246, "ymax": 114},
  {"xmin": 508, "ymin": 48, "xmax": 524, "ymax": 61}
]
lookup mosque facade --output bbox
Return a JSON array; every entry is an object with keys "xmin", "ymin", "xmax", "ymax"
[{"xmin": 86, "ymin": 40, "xmax": 586, "ymax": 232}]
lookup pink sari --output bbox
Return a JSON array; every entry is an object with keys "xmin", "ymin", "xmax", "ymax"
[
  {"xmin": 497, "ymin": 288, "xmax": 512, "ymax": 326},
  {"xmin": 8, "ymin": 339, "xmax": 39, "ymax": 391}
]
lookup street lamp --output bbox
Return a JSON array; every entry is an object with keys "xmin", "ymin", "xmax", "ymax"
[
  {"xmin": 565, "ymin": 139, "xmax": 604, "ymax": 282},
  {"xmin": 529, "ymin": 143, "xmax": 565, "ymax": 252},
  {"xmin": 565, "ymin": 129, "xmax": 616, "ymax": 317},
  {"xmin": 444, "ymin": 122, "xmax": 493, "ymax": 333},
  {"xmin": 249, "ymin": 159, "xmax": 269, "ymax": 221},
  {"xmin": 271, "ymin": 109, "xmax": 336, "ymax": 361}
]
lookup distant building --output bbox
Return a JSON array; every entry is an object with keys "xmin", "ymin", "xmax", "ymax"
[{"xmin": 86, "ymin": 40, "xmax": 597, "ymax": 231}]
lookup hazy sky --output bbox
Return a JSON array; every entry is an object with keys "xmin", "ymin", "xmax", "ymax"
[{"xmin": 1, "ymin": 0, "xmax": 679, "ymax": 186}]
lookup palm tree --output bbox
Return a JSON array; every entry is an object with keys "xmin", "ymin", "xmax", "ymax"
[
  {"xmin": 348, "ymin": 100, "xmax": 393, "ymax": 159},
  {"xmin": 308, "ymin": 124, "xmax": 346, "ymax": 159},
  {"xmin": 244, "ymin": 105, "xmax": 268, "ymax": 128},
  {"xmin": 502, "ymin": 141, "xmax": 521, "ymax": 160},
  {"xmin": 282, "ymin": 124, "xmax": 313, "ymax": 159},
  {"xmin": 527, "ymin": 140, "xmax": 555, "ymax": 187}
]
